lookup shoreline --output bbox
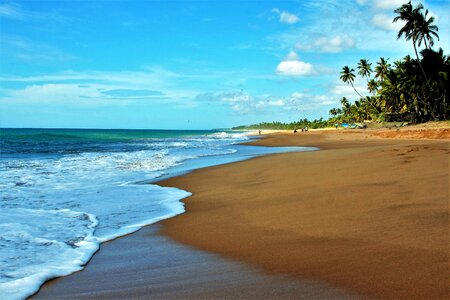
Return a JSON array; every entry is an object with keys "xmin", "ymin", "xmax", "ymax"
[
  {"xmin": 157, "ymin": 129, "xmax": 449, "ymax": 299},
  {"xmin": 35, "ymin": 129, "xmax": 449, "ymax": 299}
]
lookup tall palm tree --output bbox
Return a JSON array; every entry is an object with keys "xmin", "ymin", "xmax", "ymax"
[
  {"xmin": 375, "ymin": 57, "xmax": 390, "ymax": 82},
  {"xmin": 416, "ymin": 9, "xmax": 439, "ymax": 50},
  {"xmin": 393, "ymin": 1, "xmax": 430, "ymax": 82},
  {"xmin": 340, "ymin": 66, "xmax": 363, "ymax": 98},
  {"xmin": 357, "ymin": 59, "xmax": 372, "ymax": 81}
]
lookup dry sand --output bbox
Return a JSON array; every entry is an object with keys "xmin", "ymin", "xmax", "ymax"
[
  {"xmin": 35, "ymin": 128, "xmax": 449, "ymax": 299},
  {"xmin": 158, "ymin": 129, "xmax": 449, "ymax": 299}
]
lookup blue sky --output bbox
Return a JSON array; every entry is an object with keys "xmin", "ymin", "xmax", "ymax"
[{"xmin": 0, "ymin": 0, "xmax": 448, "ymax": 129}]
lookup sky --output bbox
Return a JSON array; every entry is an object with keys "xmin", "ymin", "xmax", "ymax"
[{"xmin": 0, "ymin": 0, "xmax": 449, "ymax": 129}]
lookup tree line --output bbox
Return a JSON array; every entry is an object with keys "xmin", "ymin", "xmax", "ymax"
[
  {"xmin": 333, "ymin": 1, "xmax": 448, "ymax": 124},
  {"xmin": 235, "ymin": 2, "xmax": 448, "ymax": 130}
]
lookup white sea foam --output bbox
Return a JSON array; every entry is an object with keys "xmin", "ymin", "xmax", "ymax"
[
  {"xmin": 0, "ymin": 131, "xmax": 249, "ymax": 299},
  {"xmin": 0, "ymin": 130, "xmax": 308, "ymax": 300}
]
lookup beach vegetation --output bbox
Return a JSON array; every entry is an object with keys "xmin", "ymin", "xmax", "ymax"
[{"xmin": 234, "ymin": 1, "xmax": 448, "ymax": 130}]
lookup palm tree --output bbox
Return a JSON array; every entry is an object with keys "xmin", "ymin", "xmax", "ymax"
[
  {"xmin": 329, "ymin": 108, "xmax": 338, "ymax": 116},
  {"xmin": 357, "ymin": 59, "xmax": 372, "ymax": 81},
  {"xmin": 393, "ymin": 1, "xmax": 423, "ymax": 59},
  {"xmin": 420, "ymin": 48, "xmax": 449, "ymax": 119},
  {"xmin": 367, "ymin": 79, "xmax": 378, "ymax": 95},
  {"xmin": 416, "ymin": 9, "xmax": 439, "ymax": 50},
  {"xmin": 340, "ymin": 97, "xmax": 350, "ymax": 111},
  {"xmin": 340, "ymin": 66, "xmax": 363, "ymax": 98},
  {"xmin": 393, "ymin": 1, "xmax": 431, "ymax": 82},
  {"xmin": 375, "ymin": 57, "xmax": 390, "ymax": 82}
]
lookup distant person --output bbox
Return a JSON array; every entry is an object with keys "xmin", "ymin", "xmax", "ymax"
[
  {"xmin": 305, "ymin": 126, "xmax": 308, "ymax": 132},
  {"xmin": 259, "ymin": 130, "xmax": 261, "ymax": 135},
  {"xmin": 335, "ymin": 123, "xmax": 338, "ymax": 129},
  {"xmin": 293, "ymin": 128, "xmax": 297, "ymax": 133}
]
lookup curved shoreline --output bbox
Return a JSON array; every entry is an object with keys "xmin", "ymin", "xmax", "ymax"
[
  {"xmin": 157, "ymin": 130, "xmax": 449, "ymax": 299},
  {"xmin": 32, "ymin": 140, "xmax": 318, "ymax": 299},
  {"xmin": 34, "ymin": 129, "xmax": 449, "ymax": 299}
]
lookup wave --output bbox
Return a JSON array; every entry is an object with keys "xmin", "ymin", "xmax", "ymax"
[
  {"xmin": 0, "ymin": 129, "xmax": 254, "ymax": 299},
  {"xmin": 208, "ymin": 131, "xmax": 250, "ymax": 139}
]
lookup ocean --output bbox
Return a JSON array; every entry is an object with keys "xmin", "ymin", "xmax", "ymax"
[{"xmin": 0, "ymin": 128, "xmax": 315, "ymax": 299}]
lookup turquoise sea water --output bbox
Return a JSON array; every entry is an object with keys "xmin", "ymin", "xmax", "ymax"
[{"xmin": 0, "ymin": 128, "xmax": 315, "ymax": 299}]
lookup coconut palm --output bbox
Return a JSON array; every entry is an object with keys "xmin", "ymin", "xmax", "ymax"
[
  {"xmin": 420, "ymin": 48, "xmax": 449, "ymax": 119},
  {"xmin": 393, "ymin": 1, "xmax": 429, "ymax": 81},
  {"xmin": 416, "ymin": 9, "xmax": 439, "ymax": 50},
  {"xmin": 340, "ymin": 66, "xmax": 363, "ymax": 98},
  {"xmin": 340, "ymin": 97, "xmax": 350, "ymax": 111},
  {"xmin": 329, "ymin": 108, "xmax": 338, "ymax": 116},
  {"xmin": 375, "ymin": 57, "xmax": 390, "ymax": 82},
  {"xmin": 357, "ymin": 59, "xmax": 372, "ymax": 80},
  {"xmin": 367, "ymin": 79, "xmax": 378, "ymax": 95}
]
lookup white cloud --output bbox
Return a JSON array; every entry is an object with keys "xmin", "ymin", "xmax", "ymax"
[
  {"xmin": 272, "ymin": 8, "xmax": 300, "ymax": 24},
  {"xmin": 296, "ymin": 35, "xmax": 355, "ymax": 53},
  {"xmin": 267, "ymin": 0, "xmax": 429, "ymax": 54},
  {"xmin": 332, "ymin": 81, "xmax": 369, "ymax": 99},
  {"xmin": 285, "ymin": 50, "xmax": 299, "ymax": 61},
  {"xmin": 373, "ymin": 0, "xmax": 407, "ymax": 10},
  {"xmin": 286, "ymin": 91, "xmax": 339, "ymax": 112},
  {"xmin": 196, "ymin": 91, "xmax": 290, "ymax": 113},
  {"xmin": 372, "ymin": 13, "xmax": 403, "ymax": 31},
  {"xmin": 276, "ymin": 60, "xmax": 314, "ymax": 76},
  {"xmin": 268, "ymin": 99, "xmax": 285, "ymax": 106},
  {"xmin": 276, "ymin": 51, "xmax": 314, "ymax": 76}
]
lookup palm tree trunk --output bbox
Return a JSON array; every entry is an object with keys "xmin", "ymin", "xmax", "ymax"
[
  {"xmin": 350, "ymin": 82, "xmax": 364, "ymax": 99},
  {"xmin": 413, "ymin": 40, "xmax": 429, "ymax": 83},
  {"xmin": 352, "ymin": 82, "xmax": 380, "ymax": 113}
]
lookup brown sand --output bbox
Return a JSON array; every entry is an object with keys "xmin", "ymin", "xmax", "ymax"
[
  {"xmin": 35, "ymin": 225, "xmax": 358, "ymax": 299},
  {"xmin": 158, "ymin": 130, "xmax": 449, "ymax": 299}
]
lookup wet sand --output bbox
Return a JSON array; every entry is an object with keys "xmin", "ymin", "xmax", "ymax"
[
  {"xmin": 36, "ymin": 129, "xmax": 449, "ymax": 299},
  {"xmin": 35, "ymin": 226, "xmax": 357, "ymax": 299}
]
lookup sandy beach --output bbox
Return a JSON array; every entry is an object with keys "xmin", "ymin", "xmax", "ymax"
[{"xmin": 36, "ymin": 128, "xmax": 449, "ymax": 299}]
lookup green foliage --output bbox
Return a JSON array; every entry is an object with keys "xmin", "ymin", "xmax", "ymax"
[
  {"xmin": 331, "ymin": 1, "xmax": 449, "ymax": 123},
  {"xmin": 232, "ymin": 118, "xmax": 331, "ymax": 130},
  {"xmin": 233, "ymin": 2, "xmax": 448, "ymax": 130}
]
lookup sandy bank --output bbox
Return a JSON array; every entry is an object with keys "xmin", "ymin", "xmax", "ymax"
[{"xmin": 158, "ymin": 130, "xmax": 449, "ymax": 299}]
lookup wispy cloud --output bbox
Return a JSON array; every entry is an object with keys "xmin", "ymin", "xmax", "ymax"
[
  {"xmin": 196, "ymin": 91, "xmax": 287, "ymax": 113},
  {"xmin": 271, "ymin": 8, "xmax": 300, "ymax": 24},
  {"xmin": 0, "ymin": 35, "xmax": 75, "ymax": 63},
  {"xmin": 372, "ymin": 13, "xmax": 403, "ymax": 31},
  {"xmin": 372, "ymin": 0, "xmax": 407, "ymax": 10},
  {"xmin": 0, "ymin": 2, "xmax": 69, "ymax": 22},
  {"xmin": 0, "ymin": 68, "xmax": 200, "ymax": 107},
  {"xmin": 267, "ymin": 1, "xmax": 416, "ymax": 54},
  {"xmin": 296, "ymin": 35, "xmax": 356, "ymax": 53},
  {"xmin": 196, "ymin": 87, "xmax": 346, "ymax": 116},
  {"xmin": 0, "ymin": 3, "xmax": 24, "ymax": 19}
]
